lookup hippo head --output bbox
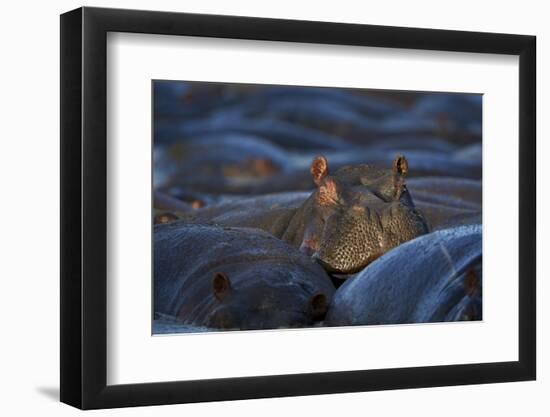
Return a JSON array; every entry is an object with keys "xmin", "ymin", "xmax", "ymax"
[
  {"xmin": 300, "ymin": 155, "xmax": 428, "ymax": 274},
  {"xmin": 205, "ymin": 272, "xmax": 329, "ymax": 330}
]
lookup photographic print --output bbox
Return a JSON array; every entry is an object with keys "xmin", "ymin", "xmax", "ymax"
[
  {"xmin": 152, "ymin": 81, "xmax": 482, "ymax": 334},
  {"xmin": 60, "ymin": 8, "xmax": 535, "ymax": 407}
]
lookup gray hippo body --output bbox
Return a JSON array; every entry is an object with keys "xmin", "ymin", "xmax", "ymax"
[
  {"xmin": 407, "ymin": 177, "xmax": 481, "ymax": 230},
  {"xmin": 181, "ymin": 155, "xmax": 429, "ymax": 274},
  {"xmin": 407, "ymin": 177, "xmax": 481, "ymax": 209},
  {"xmin": 325, "ymin": 225, "xmax": 482, "ymax": 326},
  {"xmin": 412, "ymin": 202, "xmax": 481, "ymax": 231},
  {"xmin": 156, "ymin": 139, "xmax": 481, "ymax": 196},
  {"xmin": 154, "ymin": 223, "xmax": 335, "ymax": 330},
  {"xmin": 186, "ymin": 175, "xmax": 481, "ymax": 232},
  {"xmin": 154, "ymin": 135, "xmax": 290, "ymax": 192}
]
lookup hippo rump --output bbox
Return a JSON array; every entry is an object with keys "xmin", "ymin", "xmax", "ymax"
[
  {"xmin": 154, "ymin": 223, "xmax": 335, "ymax": 331},
  {"xmin": 325, "ymin": 224, "xmax": 482, "ymax": 326},
  {"xmin": 181, "ymin": 155, "xmax": 429, "ymax": 275}
]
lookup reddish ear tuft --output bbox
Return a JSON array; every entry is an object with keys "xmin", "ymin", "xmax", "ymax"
[
  {"xmin": 310, "ymin": 156, "xmax": 329, "ymax": 185},
  {"xmin": 212, "ymin": 272, "xmax": 231, "ymax": 301},
  {"xmin": 310, "ymin": 293, "xmax": 328, "ymax": 320},
  {"xmin": 392, "ymin": 154, "xmax": 408, "ymax": 199},
  {"xmin": 392, "ymin": 154, "xmax": 408, "ymax": 178}
]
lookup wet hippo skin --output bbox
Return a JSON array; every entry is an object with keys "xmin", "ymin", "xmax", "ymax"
[
  {"xmin": 154, "ymin": 223, "xmax": 335, "ymax": 330},
  {"xmin": 325, "ymin": 224, "xmax": 482, "ymax": 326}
]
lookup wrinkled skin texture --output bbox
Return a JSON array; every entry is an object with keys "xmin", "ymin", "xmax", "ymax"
[
  {"xmin": 154, "ymin": 223, "xmax": 335, "ymax": 330},
  {"xmin": 325, "ymin": 225, "xmax": 482, "ymax": 326},
  {"xmin": 182, "ymin": 155, "xmax": 429, "ymax": 274}
]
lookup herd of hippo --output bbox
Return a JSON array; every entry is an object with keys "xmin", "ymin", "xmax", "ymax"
[{"xmin": 152, "ymin": 82, "xmax": 482, "ymax": 333}]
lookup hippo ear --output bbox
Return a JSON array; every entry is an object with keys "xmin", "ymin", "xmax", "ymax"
[
  {"xmin": 309, "ymin": 293, "xmax": 328, "ymax": 320},
  {"xmin": 212, "ymin": 272, "xmax": 231, "ymax": 301},
  {"xmin": 153, "ymin": 211, "xmax": 179, "ymax": 225},
  {"xmin": 392, "ymin": 154, "xmax": 408, "ymax": 199},
  {"xmin": 310, "ymin": 156, "xmax": 329, "ymax": 186},
  {"xmin": 463, "ymin": 269, "xmax": 480, "ymax": 297}
]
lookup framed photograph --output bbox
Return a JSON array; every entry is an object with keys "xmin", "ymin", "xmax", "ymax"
[{"xmin": 60, "ymin": 6, "xmax": 536, "ymax": 409}]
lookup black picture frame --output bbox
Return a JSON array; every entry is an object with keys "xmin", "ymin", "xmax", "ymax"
[{"xmin": 60, "ymin": 6, "xmax": 536, "ymax": 410}]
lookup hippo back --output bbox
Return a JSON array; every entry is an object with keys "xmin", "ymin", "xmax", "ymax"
[
  {"xmin": 325, "ymin": 224, "xmax": 482, "ymax": 326},
  {"xmin": 154, "ymin": 222, "xmax": 335, "ymax": 330}
]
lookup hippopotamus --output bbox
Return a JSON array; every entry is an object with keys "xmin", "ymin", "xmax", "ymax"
[
  {"xmin": 412, "ymin": 93, "xmax": 482, "ymax": 140},
  {"xmin": 406, "ymin": 177, "xmax": 481, "ymax": 230},
  {"xmin": 154, "ymin": 116, "xmax": 352, "ymax": 150},
  {"xmin": 153, "ymin": 191, "xmax": 205, "ymax": 225},
  {"xmin": 293, "ymin": 147, "xmax": 482, "ymax": 180},
  {"xmin": 154, "ymin": 191, "xmax": 201, "ymax": 212},
  {"xmin": 407, "ymin": 177, "xmax": 481, "ymax": 209},
  {"xmin": 155, "ymin": 140, "xmax": 480, "ymax": 196},
  {"xmin": 154, "ymin": 134, "xmax": 291, "ymax": 192},
  {"xmin": 183, "ymin": 155, "xmax": 429, "ymax": 274},
  {"xmin": 238, "ymin": 95, "xmax": 381, "ymax": 137},
  {"xmin": 154, "ymin": 223, "xmax": 335, "ymax": 330},
  {"xmin": 154, "ymin": 80, "xmax": 247, "ymax": 120},
  {"xmin": 245, "ymin": 86, "xmax": 405, "ymax": 119},
  {"xmin": 411, "ymin": 202, "xmax": 481, "ymax": 231},
  {"xmin": 325, "ymin": 224, "xmax": 482, "ymax": 326}
]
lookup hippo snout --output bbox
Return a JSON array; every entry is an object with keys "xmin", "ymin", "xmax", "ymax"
[{"xmin": 312, "ymin": 249, "xmax": 365, "ymax": 274}]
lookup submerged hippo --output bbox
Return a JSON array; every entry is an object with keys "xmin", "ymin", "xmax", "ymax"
[
  {"xmin": 412, "ymin": 201, "xmax": 481, "ymax": 231},
  {"xmin": 407, "ymin": 177, "xmax": 481, "ymax": 209},
  {"xmin": 154, "ymin": 134, "xmax": 290, "ymax": 192},
  {"xmin": 154, "ymin": 223, "xmax": 335, "ymax": 330},
  {"xmin": 325, "ymin": 224, "xmax": 482, "ymax": 326},
  {"xmin": 184, "ymin": 155, "xmax": 429, "ymax": 274}
]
